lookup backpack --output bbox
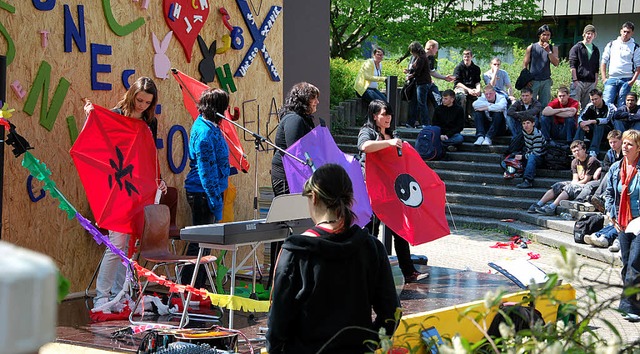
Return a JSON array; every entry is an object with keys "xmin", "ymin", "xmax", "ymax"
[
  {"xmin": 573, "ymin": 213, "xmax": 605, "ymax": 244},
  {"xmin": 501, "ymin": 153, "xmax": 524, "ymax": 179},
  {"xmin": 415, "ymin": 125, "xmax": 445, "ymax": 161},
  {"xmin": 544, "ymin": 142, "xmax": 572, "ymax": 170}
]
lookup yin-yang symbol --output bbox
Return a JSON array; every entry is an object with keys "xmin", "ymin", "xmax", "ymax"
[{"xmin": 394, "ymin": 174, "xmax": 423, "ymax": 208}]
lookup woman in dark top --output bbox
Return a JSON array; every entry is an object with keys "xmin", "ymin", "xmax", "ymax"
[
  {"xmin": 268, "ymin": 82, "xmax": 325, "ymax": 287},
  {"xmin": 406, "ymin": 41, "xmax": 432, "ymax": 127},
  {"xmin": 358, "ymin": 100, "xmax": 428, "ymax": 283},
  {"xmin": 267, "ymin": 164, "xmax": 400, "ymax": 354}
]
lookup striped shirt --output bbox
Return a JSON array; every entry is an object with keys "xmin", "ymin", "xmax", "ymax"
[{"xmin": 523, "ymin": 128, "xmax": 546, "ymax": 156}]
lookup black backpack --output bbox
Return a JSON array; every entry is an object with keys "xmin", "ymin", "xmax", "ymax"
[
  {"xmin": 415, "ymin": 125, "xmax": 445, "ymax": 161},
  {"xmin": 545, "ymin": 142, "xmax": 572, "ymax": 170},
  {"xmin": 573, "ymin": 213, "xmax": 605, "ymax": 243}
]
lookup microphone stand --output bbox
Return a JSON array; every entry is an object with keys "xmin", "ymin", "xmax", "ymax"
[{"xmin": 215, "ymin": 112, "xmax": 312, "ymax": 301}]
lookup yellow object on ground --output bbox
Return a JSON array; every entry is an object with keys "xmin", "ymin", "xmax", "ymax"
[{"xmin": 391, "ymin": 284, "xmax": 576, "ymax": 353}]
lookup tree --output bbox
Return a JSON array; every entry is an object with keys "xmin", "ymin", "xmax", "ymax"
[{"xmin": 330, "ymin": 0, "xmax": 543, "ymax": 60}]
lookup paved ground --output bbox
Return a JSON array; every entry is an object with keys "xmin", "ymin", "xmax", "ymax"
[{"xmin": 407, "ymin": 226, "xmax": 640, "ymax": 346}]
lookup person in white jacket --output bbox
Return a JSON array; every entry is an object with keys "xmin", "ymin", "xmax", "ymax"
[
  {"xmin": 600, "ymin": 21, "xmax": 640, "ymax": 108},
  {"xmin": 472, "ymin": 84, "xmax": 507, "ymax": 146}
]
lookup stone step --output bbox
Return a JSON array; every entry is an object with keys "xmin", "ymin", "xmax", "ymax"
[
  {"xmin": 445, "ymin": 181, "xmax": 550, "ymax": 199},
  {"xmin": 447, "ymin": 203, "xmax": 575, "ymax": 234},
  {"xmin": 446, "ymin": 192, "xmax": 538, "ymax": 210},
  {"xmin": 436, "ymin": 169, "xmax": 560, "ymax": 187},
  {"xmin": 427, "ymin": 160, "xmax": 571, "ymax": 179}
]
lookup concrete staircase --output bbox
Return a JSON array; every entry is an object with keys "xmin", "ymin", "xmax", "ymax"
[{"xmin": 334, "ymin": 126, "xmax": 622, "ymax": 266}]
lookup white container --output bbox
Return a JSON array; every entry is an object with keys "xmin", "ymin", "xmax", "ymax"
[{"xmin": 0, "ymin": 241, "xmax": 57, "ymax": 354}]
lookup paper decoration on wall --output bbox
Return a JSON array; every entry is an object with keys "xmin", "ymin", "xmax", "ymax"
[
  {"xmin": 33, "ymin": 0, "xmax": 55, "ymax": 11},
  {"xmin": 167, "ymin": 125, "xmax": 188, "ymax": 174},
  {"xmin": 23, "ymin": 61, "xmax": 71, "ymax": 131},
  {"xmin": 197, "ymin": 36, "xmax": 216, "ymax": 83},
  {"xmin": 91, "ymin": 43, "xmax": 112, "ymax": 90},
  {"xmin": 163, "ymin": 0, "xmax": 210, "ymax": 63},
  {"xmin": 27, "ymin": 175, "xmax": 46, "ymax": 202},
  {"xmin": 219, "ymin": 7, "xmax": 243, "ymax": 51},
  {"xmin": 40, "ymin": 30, "xmax": 49, "ymax": 48},
  {"xmin": 11, "ymin": 80, "xmax": 26, "ymax": 100},
  {"xmin": 216, "ymin": 63, "xmax": 237, "ymax": 93},
  {"xmin": 66, "ymin": 116, "xmax": 78, "ymax": 144},
  {"xmin": 103, "ymin": 0, "xmax": 145, "ymax": 37},
  {"xmin": 0, "ymin": 1, "xmax": 16, "ymax": 65},
  {"xmin": 64, "ymin": 4, "xmax": 86, "ymax": 52},
  {"xmin": 152, "ymin": 31, "xmax": 173, "ymax": 79},
  {"xmin": 234, "ymin": 0, "xmax": 281, "ymax": 81},
  {"xmin": 122, "ymin": 69, "xmax": 135, "ymax": 89}
]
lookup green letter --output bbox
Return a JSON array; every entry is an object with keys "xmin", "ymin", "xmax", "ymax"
[
  {"xmin": 102, "ymin": 0, "xmax": 144, "ymax": 36},
  {"xmin": 23, "ymin": 61, "xmax": 71, "ymax": 131}
]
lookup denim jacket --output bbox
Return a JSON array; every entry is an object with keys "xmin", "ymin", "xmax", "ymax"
[{"xmin": 605, "ymin": 160, "xmax": 640, "ymax": 219}]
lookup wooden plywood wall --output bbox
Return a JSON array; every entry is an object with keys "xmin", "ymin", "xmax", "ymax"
[{"xmin": 0, "ymin": 0, "xmax": 283, "ymax": 293}]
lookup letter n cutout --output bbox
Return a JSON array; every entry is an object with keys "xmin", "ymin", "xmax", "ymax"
[{"xmin": 23, "ymin": 61, "xmax": 71, "ymax": 131}]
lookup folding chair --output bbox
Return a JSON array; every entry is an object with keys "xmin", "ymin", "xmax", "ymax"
[
  {"xmin": 87, "ymin": 187, "xmax": 180, "ymax": 298},
  {"xmin": 159, "ymin": 186, "xmax": 181, "ymax": 254},
  {"xmin": 129, "ymin": 204, "xmax": 218, "ymax": 325}
]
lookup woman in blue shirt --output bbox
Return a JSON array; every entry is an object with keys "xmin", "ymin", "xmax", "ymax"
[{"xmin": 182, "ymin": 88, "xmax": 231, "ymax": 287}]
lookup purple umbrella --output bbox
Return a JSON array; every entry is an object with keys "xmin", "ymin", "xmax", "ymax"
[{"xmin": 282, "ymin": 126, "xmax": 372, "ymax": 227}]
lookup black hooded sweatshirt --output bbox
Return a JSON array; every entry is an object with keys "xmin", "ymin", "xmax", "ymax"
[{"xmin": 266, "ymin": 225, "xmax": 400, "ymax": 354}]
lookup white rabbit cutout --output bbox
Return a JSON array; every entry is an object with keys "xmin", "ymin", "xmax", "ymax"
[{"xmin": 152, "ymin": 31, "xmax": 173, "ymax": 79}]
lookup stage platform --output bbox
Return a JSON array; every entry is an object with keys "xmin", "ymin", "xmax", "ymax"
[{"xmin": 53, "ymin": 265, "xmax": 527, "ymax": 353}]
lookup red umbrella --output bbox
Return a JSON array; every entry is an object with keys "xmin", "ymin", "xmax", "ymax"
[
  {"xmin": 70, "ymin": 105, "xmax": 158, "ymax": 238},
  {"xmin": 365, "ymin": 142, "xmax": 450, "ymax": 246},
  {"xmin": 171, "ymin": 69, "xmax": 250, "ymax": 173}
]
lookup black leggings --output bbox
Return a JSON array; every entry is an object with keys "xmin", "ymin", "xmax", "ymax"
[
  {"xmin": 181, "ymin": 192, "xmax": 214, "ymax": 287},
  {"xmin": 366, "ymin": 215, "xmax": 416, "ymax": 277},
  {"xmin": 267, "ymin": 177, "xmax": 290, "ymax": 288}
]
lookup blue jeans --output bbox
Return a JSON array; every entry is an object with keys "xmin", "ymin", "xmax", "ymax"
[
  {"xmin": 595, "ymin": 224, "xmax": 618, "ymax": 243},
  {"xmin": 474, "ymin": 111, "xmax": 505, "ymax": 139},
  {"xmin": 428, "ymin": 84, "xmax": 442, "ymax": 106},
  {"xmin": 442, "ymin": 133, "xmax": 464, "ymax": 148},
  {"xmin": 574, "ymin": 124, "xmax": 606, "ymax": 154},
  {"xmin": 523, "ymin": 153, "xmax": 543, "ymax": 181},
  {"xmin": 505, "ymin": 115, "xmax": 523, "ymax": 139},
  {"xmin": 360, "ymin": 87, "xmax": 387, "ymax": 104},
  {"xmin": 409, "ymin": 83, "xmax": 429, "ymax": 126},
  {"xmin": 531, "ymin": 79, "xmax": 552, "ymax": 108},
  {"xmin": 618, "ymin": 230, "xmax": 640, "ymax": 315},
  {"xmin": 603, "ymin": 77, "xmax": 632, "ymax": 108},
  {"xmin": 613, "ymin": 119, "xmax": 640, "ymax": 133},
  {"xmin": 540, "ymin": 115, "xmax": 576, "ymax": 142}
]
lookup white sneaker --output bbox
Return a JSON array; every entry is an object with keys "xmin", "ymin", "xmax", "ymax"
[
  {"xmin": 482, "ymin": 137, "xmax": 492, "ymax": 145},
  {"xmin": 583, "ymin": 234, "xmax": 594, "ymax": 245},
  {"xmin": 609, "ymin": 238, "xmax": 620, "ymax": 252},
  {"xmin": 591, "ymin": 235, "xmax": 609, "ymax": 248},
  {"xmin": 92, "ymin": 297, "xmax": 110, "ymax": 313},
  {"xmin": 474, "ymin": 136, "xmax": 485, "ymax": 145}
]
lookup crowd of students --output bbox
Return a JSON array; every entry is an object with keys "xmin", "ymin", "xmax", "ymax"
[{"xmin": 351, "ymin": 20, "xmax": 640, "ymax": 324}]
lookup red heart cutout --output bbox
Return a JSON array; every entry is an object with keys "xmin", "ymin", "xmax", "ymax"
[{"xmin": 163, "ymin": 0, "xmax": 210, "ymax": 62}]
